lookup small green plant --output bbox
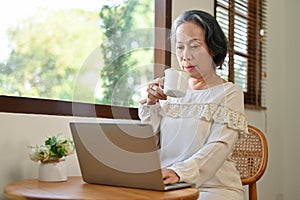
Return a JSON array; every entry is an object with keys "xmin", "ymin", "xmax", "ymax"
[{"xmin": 29, "ymin": 134, "xmax": 75, "ymax": 163}]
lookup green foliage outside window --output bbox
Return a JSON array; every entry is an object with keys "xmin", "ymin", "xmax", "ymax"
[
  {"xmin": 0, "ymin": 1, "xmax": 154, "ymax": 107},
  {"xmin": 98, "ymin": 0, "xmax": 154, "ymax": 107},
  {"xmin": 0, "ymin": 8, "xmax": 101, "ymax": 101}
]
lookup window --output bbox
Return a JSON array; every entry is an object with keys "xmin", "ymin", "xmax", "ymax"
[
  {"xmin": 215, "ymin": 0, "xmax": 267, "ymax": 109},
  {"xmin": 0, "ymin": 0, "xmax": 172, "ymax": 119}
]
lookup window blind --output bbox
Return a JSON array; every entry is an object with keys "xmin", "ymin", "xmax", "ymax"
[{"xmin": 215, "ymin": 0, "xmax": 267, "ymax": 109}]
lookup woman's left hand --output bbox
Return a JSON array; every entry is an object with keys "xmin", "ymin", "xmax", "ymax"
[{"xmin": 162, "ymin": 168, "xmax": 180, "ymax": 184}]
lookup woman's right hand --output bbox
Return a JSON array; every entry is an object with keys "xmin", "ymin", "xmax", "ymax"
[{"xmin": 146, "ymin": 77, "xmax": 167, "ymax": 105}]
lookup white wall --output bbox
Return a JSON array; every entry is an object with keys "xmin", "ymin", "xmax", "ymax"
[
  {"xmin": 244, "ymin": 0, "xmax": 300, "ymax": 199},
  {"xmin": 172, "ymin": 0, "xmax": 214, "ymax": 17},
  {"xmin": 0, "ymin": 113, "xmax": 81, "ymax": 200},
  {"xmin": 282, "ymin": 0, "xmax": 300, "ymax": 199},
  {"xmin": 1, "ymin": 0, "xmax": 300, "ymax": 199},
  {"xmin": 261, "ymin": 1, "xmax": 286, "ymax": 199}
]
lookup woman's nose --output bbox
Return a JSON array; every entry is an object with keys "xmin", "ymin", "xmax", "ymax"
[{"xmin": 182, "ymin": 48, "xmax": 192, "ymax": 61}]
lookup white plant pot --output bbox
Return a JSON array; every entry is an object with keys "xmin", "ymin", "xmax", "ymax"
[{"xmin": 38, "ymin": 159, "xmax": 67, "ymax": 182}]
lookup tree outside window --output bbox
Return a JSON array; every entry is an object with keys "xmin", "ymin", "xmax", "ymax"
[{"xmin": 0, "ymin": 0, "xmax": 154, "ymax": 108}]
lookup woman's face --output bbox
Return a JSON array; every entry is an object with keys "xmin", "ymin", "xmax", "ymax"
[{"xmin": 175, "ymin": 22, "xmax": 214, "ymax": 79}]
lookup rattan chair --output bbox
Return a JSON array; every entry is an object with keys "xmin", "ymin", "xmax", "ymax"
[{"xmin": 232, "ymin": 125, "xmax": 268, "ymax": 200}]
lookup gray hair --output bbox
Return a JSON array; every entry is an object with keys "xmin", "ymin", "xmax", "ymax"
[{"xmin": 171, "ymin": 10, "xmax": 228, "ymax": 68}]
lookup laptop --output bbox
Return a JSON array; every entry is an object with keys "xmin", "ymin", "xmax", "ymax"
[{"xmin": 69, "ymin": 121, "xmax": 195, "ymax": 191}]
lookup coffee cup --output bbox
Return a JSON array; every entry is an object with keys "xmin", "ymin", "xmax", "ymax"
[{"xmin": 163, "ymin": 68, "xmax": 189, "ymax": 98}]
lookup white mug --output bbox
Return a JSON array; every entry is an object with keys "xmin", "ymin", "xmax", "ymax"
[{"xmin": 163, "ymin": 68, "xmax": 189, "ymax": 98}]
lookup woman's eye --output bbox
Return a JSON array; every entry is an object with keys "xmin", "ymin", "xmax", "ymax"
[
  {"xmin": 191, "ymin": 44, "xmax": 200, "ymax": 49},
  {"xmin": 176, "ymin": 46, "xmax": 184, "ymax": 50}
]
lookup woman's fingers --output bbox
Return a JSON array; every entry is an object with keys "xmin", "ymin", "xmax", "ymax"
[
  {"xmin": 162, "ymin": 169, "xmax": 180, "ymax": 185},
  {"xmin": 145, "ymin": 78, "xmax": 167, "ymax": 105},
  {"xmin": 147, "ymin": 83, "xmax": 167, "ymax": 100}
]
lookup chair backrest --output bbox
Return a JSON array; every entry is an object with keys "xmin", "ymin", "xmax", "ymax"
[{"xmin": 232, "ymin": 125, "xmax": 268, "ymax": 200}]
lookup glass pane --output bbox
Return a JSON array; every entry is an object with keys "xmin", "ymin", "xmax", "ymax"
[
  {"xmin": 234, "ymin": 15, "xmax": 248, "ymax": 54},
  {"xmin": 218, "ymin": 0, "xmax": 229, "ymax": 7},
  {"xmin": 234, "ymin": 54, "xmax": 247, "ymax": 91},
  {"xmin": 215, "ymin": 6, "xmax": 229, "ymax": 81},
  {"xmin": 235, "ymin": 0, "xmax": 248, "ymax": 16},
  {"xmin": 217, "ymin": 55, "xmax": 229, "ymax": 81},
  {"xmin": 216, "ymin": 7, "xmax": 229, "ymax": 40},
  {"xmin": 0, "ymin": 0, "xmax": 154, "ymax": 108}
]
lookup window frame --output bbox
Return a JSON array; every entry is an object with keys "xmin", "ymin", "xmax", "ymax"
[
  {"xmin": 214, "ymin": 0, "xmax": 267, "ymax": 110},
  {"xmin": 0, "ymin": 0, "xmax": 172, "ymax": 119}
]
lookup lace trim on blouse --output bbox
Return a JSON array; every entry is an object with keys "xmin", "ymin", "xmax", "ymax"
[{"xmin": 161, "ymin": 102, "xmax": 248, "ymax": 134}]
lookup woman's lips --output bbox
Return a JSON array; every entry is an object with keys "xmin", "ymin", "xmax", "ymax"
[{"xmin": 184, "ymin": 66, "xmax": 195, "ymax": 72}]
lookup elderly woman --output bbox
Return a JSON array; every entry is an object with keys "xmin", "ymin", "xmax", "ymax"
[{"xmin": 139, "ymin": 10, "xmax": 247, "ymax": 200}]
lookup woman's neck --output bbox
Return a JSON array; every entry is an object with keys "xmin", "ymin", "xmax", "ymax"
[{"xmin": 188, "ymin": 73, "xmax": 225, "ymax": 90}]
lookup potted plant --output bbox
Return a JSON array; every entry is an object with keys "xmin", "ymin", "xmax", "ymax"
[{"xmin": 28, "ymin": 134, "xmax": 75, "ymax": 182}]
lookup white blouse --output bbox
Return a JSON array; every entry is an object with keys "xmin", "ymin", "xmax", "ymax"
[{"xmin": 138, "ymin": 82, "xmax": 248, "ymax": 194}]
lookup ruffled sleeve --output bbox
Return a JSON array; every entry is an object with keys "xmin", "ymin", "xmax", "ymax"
[
  {"xmin": 161, "ymin": 102, "xmax": 248, "ymax": 135},
  {"xmin": 161, "ymin": 102, "xmax": 248, "ymax": 185},
  {"xmin": 138, "ymin": 103, "xmax": 162, "ymax": 134}
]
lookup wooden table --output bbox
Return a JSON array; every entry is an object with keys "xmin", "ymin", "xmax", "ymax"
[{"xmin": 4, "ymin": 176, "xmax": 199, "ymax": 200}]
